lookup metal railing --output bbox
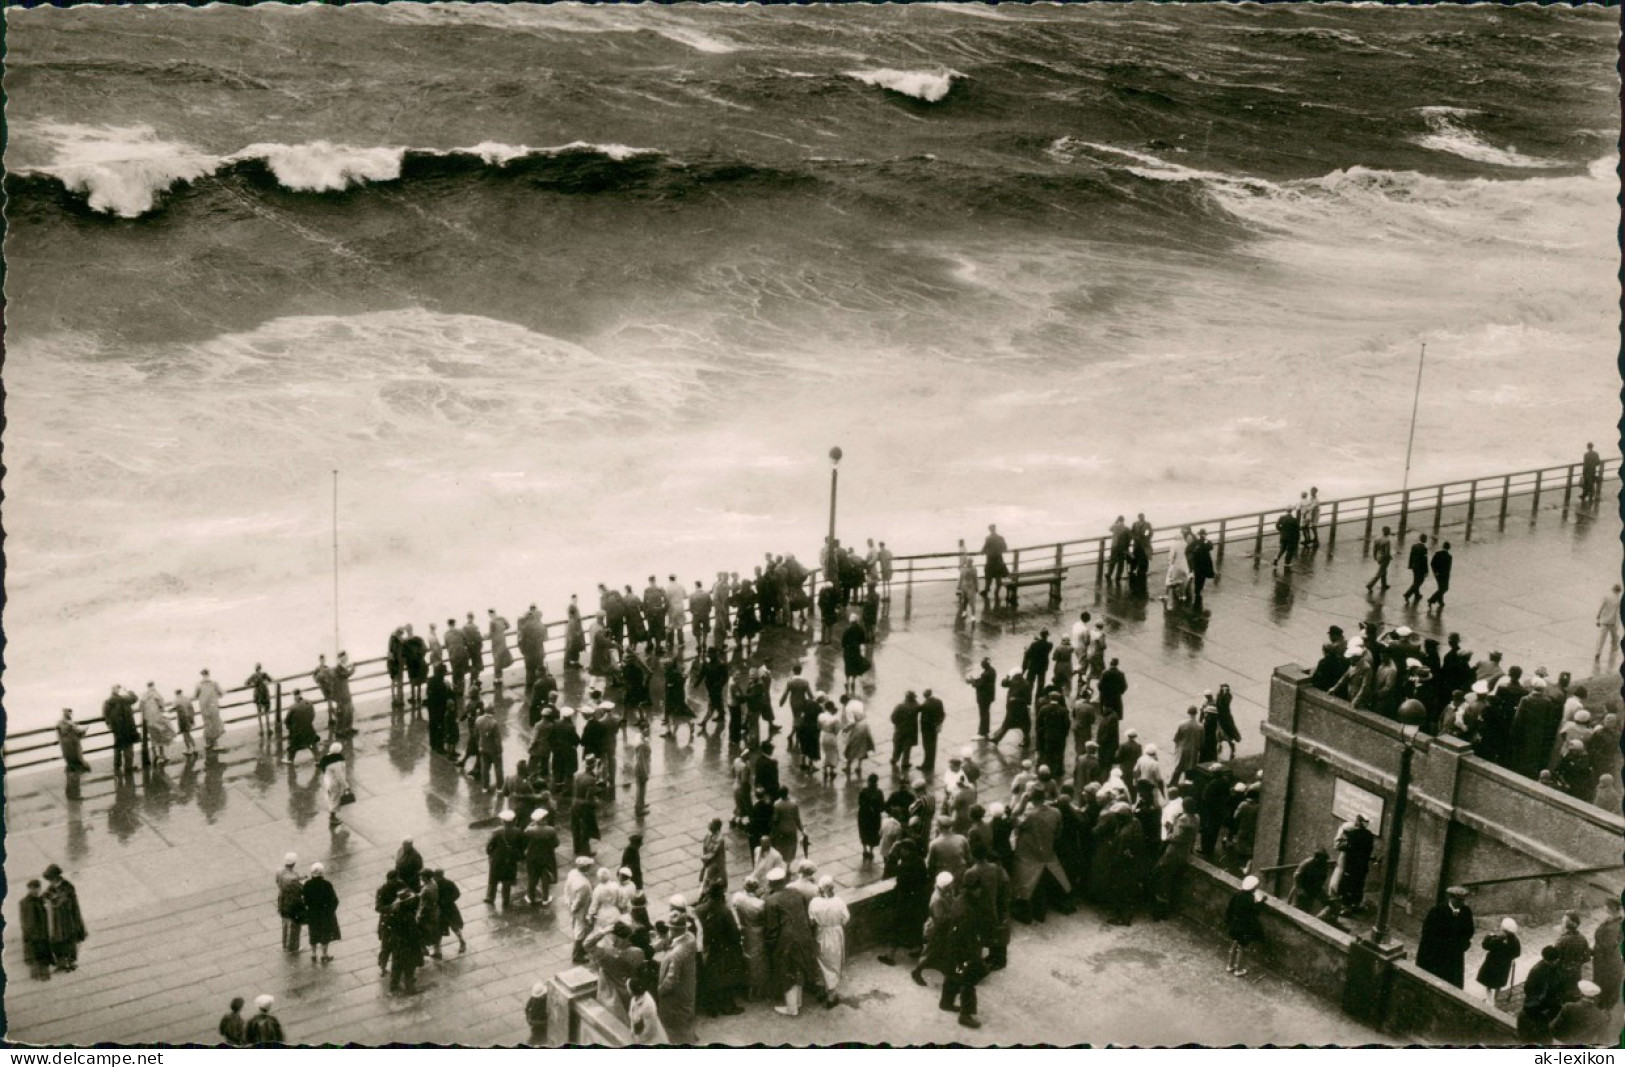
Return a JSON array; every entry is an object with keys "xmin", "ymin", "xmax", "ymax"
[{"xmin": 5, "ymin": 457, "xmax": 1613, "ymax": 773}]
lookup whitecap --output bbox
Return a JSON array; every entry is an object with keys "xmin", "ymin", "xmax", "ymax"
[
  {"xmin": 1410, "ymin": 108, "xmax": 1562, "ymax": 169},
  {"xmin": 232, "ymin": 141, "xmax": 405, "ymax": 192},
  {"xmin": 16, "ymin": 123, "xmax": 219, "ymax": 218},
  {"xmin": 844, "ymin": 68, "xmax": 964, "ymax": 103}
]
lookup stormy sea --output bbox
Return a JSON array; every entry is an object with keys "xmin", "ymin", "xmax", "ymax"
[{"xmin": 3, "ymin": 2, "xmax": 1617, "ymax": 728}]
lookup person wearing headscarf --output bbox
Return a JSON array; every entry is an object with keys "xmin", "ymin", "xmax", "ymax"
[
  {"xmin": 731, "ymin": 877, "xmax": 770, "ymax": 1002},
  {"xmin": 1225, "ymin": 875, "xmax": 1266, "ymax": 977},
  {"xmin": 843, "ymin": 702, "xmax": 876, "ymax": 776},
  {"xmin": 302, "ymin": 862, "xmax": 341, "ymax": 964},
  {"xmin": 318, "ymin": 742, "xmax": 349, "ymax": 829},
  {"xmin": 694, "ymin": 882, "xmax": 747, "ymax": 1016},
  {"xmin": 1475, "ymin": 917, "xmax": 1521, "ymax": 1006},
  {"xmin": 808, "ymin": 877, "xmax": 851, "ymax": 1004},
  {"xmin": 762, "ymin": 867, "xmax": 824, "ymax": 1017}
]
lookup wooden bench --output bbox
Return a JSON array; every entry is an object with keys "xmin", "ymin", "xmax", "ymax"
[{"xmin": 1001, "ymin": 566, "xmax": 1068, "ymax": 608}]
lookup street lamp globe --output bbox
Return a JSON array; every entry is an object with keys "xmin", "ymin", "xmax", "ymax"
[{"xmin": 829, "ymin": 446, "xmax": 843, "ymax": 467}]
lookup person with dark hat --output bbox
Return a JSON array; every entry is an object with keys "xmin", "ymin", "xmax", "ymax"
[
  {"xmin": 1518, "ymin": 945, "xmax": 1565, "ymax": 1042},
  {"xmin": 1415, "ymin": 886, "xmax": 1475, "ymax": 987}
]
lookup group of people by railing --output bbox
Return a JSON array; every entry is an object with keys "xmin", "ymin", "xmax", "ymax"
[{"xmin": 1307, "ymin": 615, "xmax": 1622, "ymax": 807}]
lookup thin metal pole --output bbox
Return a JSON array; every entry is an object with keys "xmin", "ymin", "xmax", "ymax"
[
  {"xmin": 827, "ymin": 467, "xmax": 839, "ymax": 562},
  {"xmin": 1401, "ymin": 342, "xmax": 1426, "ymax": 493},
  {"xmin": 1371, "ymin": 739, "xmax": 1415, "ymax": 946},
  {"xmin": 332, "ymin": 469, "xmax": 341, "ymax": 654}
]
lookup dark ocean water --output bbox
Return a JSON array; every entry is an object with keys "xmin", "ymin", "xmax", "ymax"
[{"xmin": 2, "ymin": 3, "xmax": 1618, "ymax": 724}]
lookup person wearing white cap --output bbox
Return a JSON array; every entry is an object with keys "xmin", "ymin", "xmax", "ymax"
[
  {"xmin": 275, "ymin": 853, "xmax": 305, "ymax": 954},
  {"xmin": 762, "ymin": 866, "xmax": 822, "ymax": 1017},
  {"xmin": 1475, "ymin": 917, "xmax": 1521, "ymax": 1006},
  {"xmin": 1224, "ymin": 875, "xmax": 1265, "ymax": 977},
  {"xmin": 523, "ymin": 810, "xmax": 559, "ymax": 906},
  {"xmin": 656, "ymin": 913, "xmax": 699, "ymax": 1044},
  {"xmin": 318, "ymin": 741, "xmax": 349, "ymax": 829},
  {"xmin": 525, "ymin": 980, "xmax": 549, "ymax": 1045},
  {"xmin": 486, "ymin": 809, "xmax": 524, "ymax": 911},
  {"xmin": 1551, "ymin": 979, "xmax": 1608, "ymax": 1044},
  {"xmin": 566, "ymin": 855, "xmax": 597, "ymax": 964},
  {"xmin": 911, "ymin": 871, "xmax": 961, "ymax": 988},
  {"xmin": 1416, "ymin": 886, "xmax": 1474, "ymax": 988},
  {"xmin": 302, "ymin": 862, "xmax": 340, "ymax": 964},
  {"xmin": 244, "ymin": 994, "xmax": 286, "ymax": 1044},
  {"xmin": 1134, "ymin": 744, "xmax": 1167, "ymax": 806},
  {"xmin": 808, "ymin": 877, "xmax": 851, "ymax": 1004}
]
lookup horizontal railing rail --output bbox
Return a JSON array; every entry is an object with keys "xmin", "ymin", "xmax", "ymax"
[{"xmin": 6, "ymin": 457, "xmax": 1613, "ymax": 772}]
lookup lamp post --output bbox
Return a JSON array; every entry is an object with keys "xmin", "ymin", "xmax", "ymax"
[
  {"xmin": 1368, "ymin": 726, "xmax": 1418, "ymax": 948},
  {"xmin": 1341, "ymin": 724, "xmax": 1418, "ymax": 1025},
  {"xmin": 826, "ymin": 447, "xmax": 843, "ymax": 575}
]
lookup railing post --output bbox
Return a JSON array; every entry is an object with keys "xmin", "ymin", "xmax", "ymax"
[
  {"xmin": 1397, "ymin": 490, "xmax": 1409, "ymax": 540},
  {"xmin": 1465, "ymin": 479, "xmax": 1477, "ymax": 539},
  {"xmin": 1254, "ymin": 514, "xmax": 1265, "ymax": 560},
  {"xmin": 1363, "ymin": 496, "xmax": 1375, "ymax": 545},
  {"xmin": 1531, "ymin": 470, "xmax": 1543, "ymax": 518},
  {"xmin": 275, "ymin": 682, "xmax": 284, "ymax": 739},
  {"xmin": 1009, "ymin": 548, "xmax": 1021, "ymax": 608},
  {"xmin": 1432, "ymin": 486, "xmax": 1444, "ymax": 531},
  {"xmin": 1562, "ymin": 463, "xmax": 1576, "ymax": 514},
  {"xmin": 1327, "ymin": 500, "xmax": 1338, "ymax": 550},
  {"xmin": 1095, "ymin": 538, "xmax": 1104, "ymax": 584},
  {"xmin": 1499, "ymin": 474, "xmax": 1511, "ymax": 528},
  {"xmin": 140, "ymin": 703, "xmax": 152, "ymax": 769},
  {"xmin": 1217, "ymin": 518, "xmax": 1227, "ymax": 564},
  {"xmin": 904, "ymin": 559, "xmax": 914, "ymax": 622}
]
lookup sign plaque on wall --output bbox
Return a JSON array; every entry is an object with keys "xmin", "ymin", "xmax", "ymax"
[{"xmin": 1333, "ymin": 777, "xmax": 1387, "ymax": 836}]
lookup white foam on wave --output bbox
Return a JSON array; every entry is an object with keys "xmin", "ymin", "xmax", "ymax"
[
  {"xmin": 20, "ymin": 123, "xmax": 217, "ymax": 218},
  {"xmin": 1411, "ymin": 107, "xmax": 1562, "ymax": 169},
  {"xmin": 1048, "ymin": 137, "xmax": 1279, "ymax": 190},
  {"xmin": 234, "ymin": 140, "xmax": 405, "ymax": 192},
  {"xmin": 16, "ymin": 124, "xmax": 666, "ymax": 216},
  {"xmin": 845, "ymin": 68, "xmax": 964, "ymax": 103}
]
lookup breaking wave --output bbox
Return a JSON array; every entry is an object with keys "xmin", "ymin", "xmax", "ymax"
[
  {"xmin": 844, "ymin": 68, "xmax": 964, "ymax": 103},
  {"xmin": 1412, "ymin": 106, "xmax": 1563, "ymax": 169}
]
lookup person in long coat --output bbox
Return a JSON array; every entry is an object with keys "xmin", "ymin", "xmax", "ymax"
[
  {"xmin": 1171, "ymin": 706, "xmax": 1204, "ymax": 785},
  {"xmin": 318, "ymin": 743, "xmax": 349, "ymax": 828},
  {"xmin": 1593, "ymin": 898, "xmax": 1623, "ymax": 1012},
  {"xmin": 696, "ymin": 819, "xmax": 728, "ymax": 892},
  {"xmin": 731, "ymin": 878, "xmax": 770, "ymax": 1001},
  {"xmin": 694, "ymin": 883, "xmax": 747, "ymax": 1016},
  {"xmin": 878, "ymin": 835, "xmax": 931, "ymax": 965},
  {"xmin": 762, "ymin": 870, "xmax": 823, "ymax": 1016},
  {"xmin": 302, "ymin": 863, "xmax": 341, "ymax": 963},
  {"xmin": 20, "ymin": 879, "xmax": 54, "ymax": 979},
  {"xmin": 56, "ymin": 709, "xmax": 92, "ymax": 775},
  {"xmin": 1010, "ymin": 793, "xmax": 1071, "ymax": 922},
  {"xmin": 1225, "ymin": 875, "xmax": 1266, "ymax": 977},
  {"xmin": 770, "ymin": 789, "xmax": 803, "ymax": 866},
  {"xmin": 195, "ymin": 670, "xmax": 226, "ymax": 751},
  {"xmin": 284, "ymin": 691, "xmax": 321, "ymax": 765},
  {"xmin": 42, "ymin": 865, "xmax": 87, "ymax": 972},
  {"xmin": 486, "ymin": 811, "xmax": 524, "ymax": 909},
  {"xmin": 628, "ymin": 973, "xmax": 669, "ymax": 1045},
  {"xmin": 857, "ymin": 775, "xmax": 885, "ymax": 862},
  {"xmin": 808, "ymin": 877, "xmax": 851, "ymax": 1004},
  {"xmin": 657, "ymin": 917, "xmax": 700, "ymax": 1044},
  {"xmin": 843, "ymin": 708, "xmax": 876, "ymax": 777},
  {"xmin": 386, "ymin": 886, "xmax": 425, "ymax": 994},
  {"xmin": 1331, "ymin": 814, "xmax": 1376, "ymax": 908},
  {"xmin": 1415, "ymin": 887, "xmax": 1475, "ymax": 988},
  {"xmin": 1476, "ymin": 917, "xmax": 1521, "ymax": 1005},
  {"xmin": 432, "ymin": 868, "xmax": 467, "ymax": 954}
]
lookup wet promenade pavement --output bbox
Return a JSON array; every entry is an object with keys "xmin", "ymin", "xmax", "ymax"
[{"xmin": 3, "ymin": 495, "xmax": 1615, "ymax": 1045}]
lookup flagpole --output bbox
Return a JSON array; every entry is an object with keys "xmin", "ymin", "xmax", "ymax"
[
  {"xmin": 332, "ymin": 469, "xmax": 341, "ymax": 654},
  {"xmin": 1401, "ymin": 342, "xmax": 1426, "ymax": 493}
]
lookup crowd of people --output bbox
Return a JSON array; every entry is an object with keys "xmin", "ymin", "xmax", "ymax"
[{"xmin": 1305, "ymin": 618, "xmax": 1622, "ymax": 807}]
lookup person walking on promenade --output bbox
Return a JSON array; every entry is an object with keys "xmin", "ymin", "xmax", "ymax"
[
  {"xmin": 1190, "ymin": 529, "xmax": 1217, "ymax": 611},
  {"xmin": 276, "ymin": 853, "xmax": 305, "ymax": 954},
  {"xmin": 664, "ymin": 575, "xmax": 688, "ymax": 651},
  {"xmin": 245, "ymin": 664, "xmax": 273, "ymax": 734},
  {"xmin": 890, "ymin": 692, "xmax": 921, "ymax": 774},
  {"xmin": 244, "ymin": 995, "xmax": 286, "ymax": 1044},
  {"xmin": 1402, "ymin": 533, "xmax": 1430, "ymax": 606},
  {"xmin": 1580, "ymin": 442, "xmax": 1603, "ymax": 504},
  {"xmin": 517, "ymin": 605, "xmax": 546, "ymax": 701},
  {"xmin": 1415, "ymin": 885, "xmax": 1474, "ymax": 987},
  {"xmin": 425, "ymin": 667, "xmax": 453, "ymax": 753},
  {"xmin": 194, "ymin": 669, "xmax": 226, "ymax": 753},
  {"xmin": 1224, "ymin": 875, "xmax": 1266, "ymax": 977},
  {"xmin": 1595, "ymin": 583, "xmax": 1621, "ymax": 663},
  {"xmin": 402, "ymin": 625, "xmax": 428, "ymax": 711},
  {"xmin": 102, "ymin": 686, "xmax": 140, "ymax": 777},
  {"xmin": 1097, "ymin": 658, "xmax": 1128, "ymax": 718},
  {"xmin": 312, "ymin": 653, "xmax": 336, "ymax": 723},
  {"xmin": 218, "ymin": 997, "xmax": 247, "ymax": 1046},
  {"xmin": 318, "ymin": 742, "xmax": 349, "ymax": 828},
  {"xmin": 1300, "ymin": 487, "xmax": 1322, "ymax": 547},
  {"xmin": 284, "ymin": 690, "xmax": 320, "ymax": 765},
  {"xmin": 991, "ymin": 671, "xmax": 1031, "ymax": 749},
  {"xmin": 855, "ymin": 773, "xmax": 887, "ymax": 863},
  {"xmin": 1366, "ymin": 525, "xmax": 1394, "ymax": 594},
  {"xmin": 42, "ymin": 865, "xmax": 86, "ymax": 972},
  {"xmin": 771, "ymin": 787, "xmax": 805, "ymax": 866},
  {"xmin": 1034, "ymin": 694, "xmax": 1069, "ymax": 783},
  {"xmin": 1022, "ymin": 630, "xmax": 1053, "ymax": 695},
  {"xmin": 20, "ymin": 879, "xmax": 54, "ymax": 980},
  {"xmin": 1162, "ymin": 538, "xmax": 1192, "ymax": 607},
  {"xmin": 1425, "ymin": 541, "xmax": 1453, "ymax": 611},
  {"xmin": 919, "ymin": 689, "xmax": 947, "ymax": 775},
  {"xmin": 966, "ymin": 658, "xmax": 996, "ymax": 740},
  {"xmin": 763, "ymin": 868, "xmax": 823, "ymax": 1017},
  {"xmin": 1476, "ymin": 917, "xmax": 1521, "ymax": 1006},
  {"xmin": 523, "ymin": 809, "xmax": 560, "ymax": 905},
  {"xmin": 56, "ymin": 708, "xmax": 91, "ymax": 775},
  {"xmin": 1129, "ymin": 513, "xmax": 1154, "ymax": 582},
  {"xmin": 631, "ymin": 727, "xmax": 652, "ymax": 817},
  {"xmin": 695, "ymin": 882, "xmax": 748, "ymax": 1016},
  {"xmin": 843, "ymin": 703, "xmax": 876, "ymax": 777},
  {"xmin": 979, "ymin": 525, "xmax": 1009, "ymax": 601},
  {"xmin": 572, "ymin": 759, "xmax": 605, "ymax": 857},
  {"xmin": 485, "ymin": 809, "xmax": 523, "ymax": 909},
  {"xmin": 1271, "ymin": 509, "xmax": 1301, "ymax": 570},
  {"xmin": 463, "ymin": 612, "xmax": 486, "ymax": 684},
  {"xmin": 1171, "ymin": 705, "xmax": 1203, "ymax": 786},
  {"xmin": 426, "ymin": 621, "xmax": 444, "ymax": 675},
  {"xmin": 476, "ymin": 702, "xmax": 505, "ymax": 790},
  {"xmin": 431, "ymin": 868, "xmax": 467, "ymax": 955},
  {"xmin": 302, "ymin": 862, "xmax": 341, "ymax": 964}
]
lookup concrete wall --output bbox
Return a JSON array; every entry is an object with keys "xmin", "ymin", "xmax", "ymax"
[{"xmin": 1254, "ymin": 666, "xmax": 1625, "ymax": 919}]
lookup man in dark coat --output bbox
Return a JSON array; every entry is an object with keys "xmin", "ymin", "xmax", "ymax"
[
  {"xmin": 1425, "ymin": 541, "xmax": 1453, "ymax": 610},
  {"xmin": 918, "ymin": 690, "xmax": 947, "ymax": 775},
  {"xmin": 1518, "ymin": 945, "xmax": 1565, "ymax": 1042},
  {"xmin": 890, "ymin": 693, "xmax": 921, "ymax": 773},
  {"xmin": 1190, "ymin": 530, "xmax": 1217, "ymax": 610},
  {"xmin": 523, "ymin": 810, "xmax": 560, "ymax": 906},
  {"xmin": 444, "ymin": 619, "xmax": 470, "ymax": 696},
  {"xmin": 102, "ymin": 686, "xmax": 141, "ymax": 777},
  {"xmin": 1402, "ymin": 533, "xmax": 1430, "ymax": 606},
  {"xmin": 42, "ymin": 865, "xmax": 86, "ymax": 970},
  {"xmin": 857, "ymin": 774, "xmax": 886, "ymax": 862},
  {"xmin": 969, "ymin": 659, "xmax": 998, "ymax": 739},
  {"xmin": 753, "ymin": 743, "xmax": 781, "ymax": 802},
  {"xmin": 1506, "ymin": 683, "xmax": 1563, "ymax": 781},
  {"xmin": 879, "ymin": 836, "xmax": 931, "ymax": 965},
  {"xmin": 386, "ymin": 887, "xmax": 425, "ymax": 994},
  {"xmin": 485, "ymin": 810, "xmax": 523, "ymax": 909},
  {"xmin": 761, "ymin": 869, "xmax": 823, "ymax": 1016},
  {"xmin": 20, "ymin": 879, "xmax": 53, "ymax": 980},
  {"xmin": 1022, "ymin": 631, "xmax": 1054, "ymax": 695},
  {"xmin": 992, "ymin": 673, "xmax": 1032, "ymax": 748},
  {"xmin": 518, "ymin": 605, "xmax": 547, "ymax": 702},
  {"xmin": 1035, "ymin": 696, "xmax": 1070, "ymax": 783},
  {"xmin": 283, "ymin": 690, "xmax": 321, "ymax": 765},
  {"xmin": 1415, "ymin": 886, "xmax": 1474, "ymax": 987},
  {"xmin": 979, "ymin": 525, "xmax": 1008, "ymax": 599},
  {"xmin": 961, "ymin": 839, "xmax": 1011, "ymax": 971},
  {"xmin": 1097, "ymin": 660, "xmax": 1128, "ymax": 717},
  {"xmin": 694, "ymin": 883, "xmax": 748, "ymax": 1016},
  {"xmin": 1333, "ymin": 815, "xmax": 1377, "ymax": 908}
]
